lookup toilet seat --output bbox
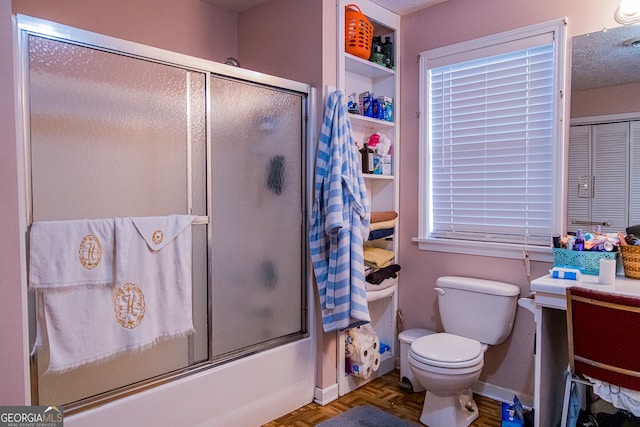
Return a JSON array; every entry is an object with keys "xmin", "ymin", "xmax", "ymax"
[{"xmin": 409, "ymin": 333, "xmax": 483, "ymax": 368}]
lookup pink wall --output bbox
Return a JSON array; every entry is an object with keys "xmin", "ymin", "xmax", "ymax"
[
  {"xmin": 12, "ymin": 0, "xmax": 238, "ymax": 63},
  {"xmin": 238, "ymin": 0, "xmax": 325, "ymax": 87},
  {"xmin": 572, "ymin": 82, "xmax": 640, "ymax": 118},
  {"xmin": 0, "ymin": 2, "xmax": 30, "ymax": 405},
  {"xmin": 399, "ymin": 0, "xmax": 621, "ymax": 397}
]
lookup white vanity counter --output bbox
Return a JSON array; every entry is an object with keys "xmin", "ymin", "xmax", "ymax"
[
  {"xmin": 530, "ymin": 273, "xmax": 640, "ymax": 309},
  {"xmin": 527, "ymin": 272, "xmax": 640, "ymax": 427}
]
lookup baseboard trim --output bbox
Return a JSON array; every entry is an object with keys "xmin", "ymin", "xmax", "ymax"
[
  {"xmin": 314, "ymin": 383, "xmax": 339, "ymax": 406},
  {"xmin": 472, "ymin": 380, "xmax": 534, "ymax": 410}
]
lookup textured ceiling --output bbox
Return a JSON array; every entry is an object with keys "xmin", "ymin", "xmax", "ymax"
[{"xmin": 572, "ymin": 25, "xmax": 640, "ymax": 91}]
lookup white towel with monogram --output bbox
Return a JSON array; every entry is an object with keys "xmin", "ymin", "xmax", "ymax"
[
  {"xmin": 29, "ymin": 218, "xmax": 115, "ymax": 289},
  {"xmin": 29, "ymin": 218, "xmax": 116, "ymax": 373},
  {"xmin": 29, "ymin": 215, "xmax": 196, "ymax": 374},
  {"xmin": 114, "ymin": 214, "xmax": 197, "ymax": 350}
]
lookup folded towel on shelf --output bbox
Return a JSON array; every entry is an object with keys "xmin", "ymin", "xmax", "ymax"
[
  {"xmin": 363, "ymin": 246, "xmax": 395, "ymax": 269},
  {"xmin": 30, "ymin": 214, "xmax": 197, "ymax": 374},
  {"xmin": 368, "ymin": 260, "xmax": 392, "ymax": 269},
  {"xmin": 366, "ymin": 264, "xmax": 401, "ymax": 284},
  {"xmin": 369, "ymin": 218, "xmax": 396, "ymax": 231},
  {"xmin": 29, "ymin": 218, "xmax": 115, "ymax": 289},
  {"xmin": 368, "ymin": 227, "xmax": 395, "ymax": 241},
  {"xmin": 370, "ymin": 211, "xmax": 398, "ymax": 224}
]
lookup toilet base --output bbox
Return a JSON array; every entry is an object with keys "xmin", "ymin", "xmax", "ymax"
[{"xmin": 419, "ymin": 389, "xmax": 479, "ymax": 427}]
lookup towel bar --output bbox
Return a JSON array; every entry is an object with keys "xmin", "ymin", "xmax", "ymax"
[{"xmin": 193, "ymin": 216, "xmax": 209, "ymax": 225}]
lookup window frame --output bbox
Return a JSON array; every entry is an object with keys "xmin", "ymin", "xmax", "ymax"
[{"xmin": 414, "ymin": 19, "xmax": 568, "ymax": 262}]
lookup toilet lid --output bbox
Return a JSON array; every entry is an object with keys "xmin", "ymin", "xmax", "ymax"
[{"xmin": 409, "ymin": 333, "xmax": 483, "ymax": 368}]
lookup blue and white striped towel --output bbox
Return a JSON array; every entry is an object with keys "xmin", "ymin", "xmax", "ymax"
[{"xmin": 309, "ymin": 90, "xmax": 371, "ymax": 332}]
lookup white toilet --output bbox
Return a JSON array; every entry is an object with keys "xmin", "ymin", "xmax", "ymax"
[{"xmin": 408, "ymin": 276, "xmax": 520, "ymax": 427}]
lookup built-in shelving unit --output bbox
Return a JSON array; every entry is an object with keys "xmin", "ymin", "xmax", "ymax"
[{"xmin": 336, "ymin": 0, "xmax": 400, "ymax": 396}]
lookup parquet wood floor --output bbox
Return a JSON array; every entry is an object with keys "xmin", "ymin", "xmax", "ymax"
[{"xmin": 263, "ymin": 369, "xmax": 503, "ymax": 426}]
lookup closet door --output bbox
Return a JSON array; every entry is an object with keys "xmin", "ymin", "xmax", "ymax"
[
  {"xmin": 567, "ymin": 125, "xmax": 591, "ymax": 233},
  {"xmin": 630, "ymin": 121, "xmax": 640, "ymax": 226},
  {"xmin": 591, "ymin": 122, "xmax": 629, "ymax": 232},
  {"xmin": 567, "ymin": 122, "xmax": 628, "ymax": 233}
]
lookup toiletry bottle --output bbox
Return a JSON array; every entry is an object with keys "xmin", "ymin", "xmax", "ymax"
[
  {"xmin": 364, "ymin": 94, "xmax": 374, "ymax": 117},
  {"xmin": 382, "ymin": 36, "xmax": 394, "ymax": 69},
  {"xmin": 369, "ymin": 36, "xmax": 382, "ymax": 62},
  {"xmin": 595, "ymin": 241, "xmax": 615, "ymax": 252},
  {"xmin": 373, "ymin": 45, "xmax": 386, "ymax": 67},
  {"xmin": 566, "ymin": 236, "xmax": 575, "ymax": 250},
  {"xmin": 360, "ymin": 144, "xmax": 374, "ymax": 174},
  {"xmin": 372, "ymin": 98, "xmax": 380, "ymax": 119},
  {"xmin": 574, "ymin": 229, "xmax": 585, "ymax": 251}
]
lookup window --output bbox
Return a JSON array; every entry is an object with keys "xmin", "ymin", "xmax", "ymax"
[{"xmin": 415, "ymin": 20, "xmax": 566, "ymax": 261}]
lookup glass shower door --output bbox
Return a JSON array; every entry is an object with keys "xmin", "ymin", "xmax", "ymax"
[
  {"xmin": 22, "ymin": 17, "xmax": 310, "ymax": 412},
  {"xmin": 209, "ymin": 76, "xmax": 307, "ymax": 358},
  {"xmin": 27, "ymin": 34, "xmax": 208, "ymax": 406}
]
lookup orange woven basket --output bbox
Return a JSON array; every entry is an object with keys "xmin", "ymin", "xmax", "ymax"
[{"xmin": 345, "ymin": 4, "xmax": 373, "ymax": 60}]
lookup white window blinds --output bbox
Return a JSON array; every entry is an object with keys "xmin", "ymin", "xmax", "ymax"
[{"xmin": 424, "ymin": 35, "xmax": 557, "ymax": 247}]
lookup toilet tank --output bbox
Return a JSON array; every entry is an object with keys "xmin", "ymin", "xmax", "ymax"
[{"xmin": 435, "ymin": 276, "xmax": 520, "ymax": 345}]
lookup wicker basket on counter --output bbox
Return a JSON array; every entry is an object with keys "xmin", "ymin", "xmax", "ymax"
[{"xmin": 621, "ymin": 245, "xmax": 640, "ymax": 279}]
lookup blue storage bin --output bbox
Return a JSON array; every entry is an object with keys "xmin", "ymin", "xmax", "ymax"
[{"xmin": 553, "ymin": 248, "xmax": 618, "ymax": 275}]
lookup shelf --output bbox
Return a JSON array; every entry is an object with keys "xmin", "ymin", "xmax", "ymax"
[
  {"xmin": 339, "ymin": 349, "xmax": 395, "ymax": 389},
  {"xmin": 362, "ymin": 173, "xmax": 393, "ymax": 180},
  {"xmin": 380, "ymin": 349, "xmax": 393, "ymax": 362},
  {"xmin": 345, "ymin": 53, "xmax": 394, "ymax": 79},
  {"xmin": 349, "ymin": 113, "xmax": 394, "ymax": 128},
  {"xmin": 366, "ymin": 280, "xmax": 397, "ymax": 302},
  {"xmin": 365, "ymin": 275, "xmax": 397, "ymax": 292}
]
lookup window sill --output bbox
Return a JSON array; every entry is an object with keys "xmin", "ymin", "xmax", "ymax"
[{"xmin": 411, "ymin": 236, "xmax": 553, "ymax": 262}]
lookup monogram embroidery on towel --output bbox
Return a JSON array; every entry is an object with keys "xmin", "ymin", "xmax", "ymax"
[
  {"xmin": 114, "ymin": 283, "xmax": 145, "ymax": 329},
  {"xmin": 152, "ymin": 230, "xmax": 163, "ymax": 245},
  {"xmin": 78, "ymin": 234, "xmax": 102, "ymax": 270}
]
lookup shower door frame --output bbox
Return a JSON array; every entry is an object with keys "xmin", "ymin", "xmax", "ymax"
[{"xmin": 15, "ymin": 14, "xmax": 315, "ymax": 422}]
